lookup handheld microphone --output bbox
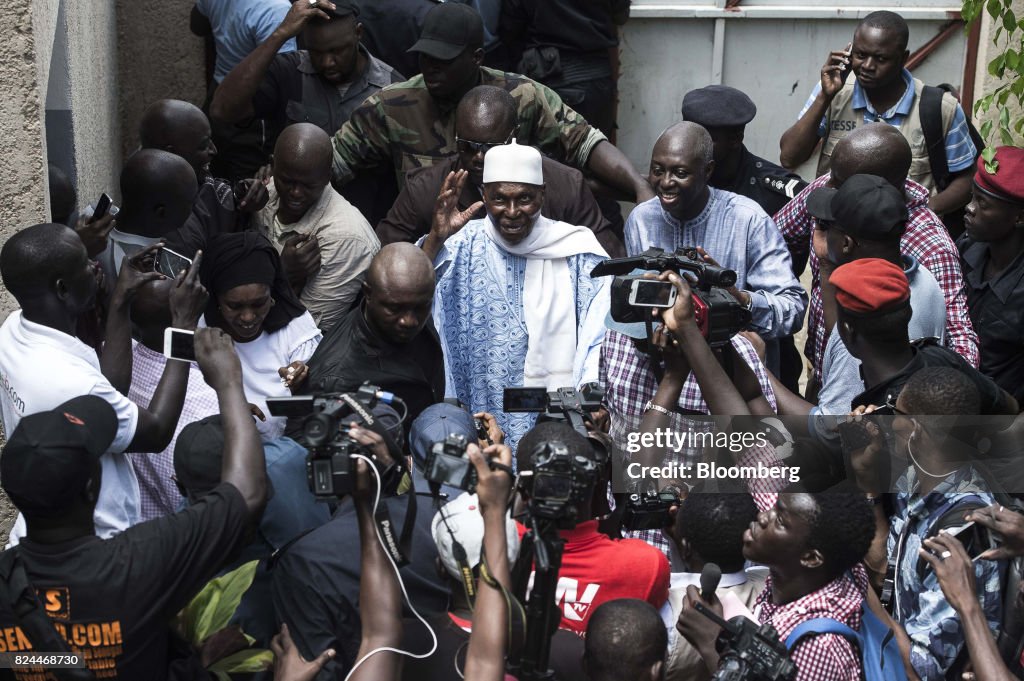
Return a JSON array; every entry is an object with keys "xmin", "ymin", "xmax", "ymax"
[{"xmin": 700, "ymin": 562, "xmax": 722, "ymax": 602}]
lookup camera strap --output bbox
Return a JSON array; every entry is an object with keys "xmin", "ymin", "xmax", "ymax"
[{"xmin": 336, "ymin": 392, "xmax": 415, "ymax": 567}]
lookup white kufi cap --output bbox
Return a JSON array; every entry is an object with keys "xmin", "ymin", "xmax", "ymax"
[{"xmin": 482, "ymin": 139, "xmax": 544, "ymax": 185}]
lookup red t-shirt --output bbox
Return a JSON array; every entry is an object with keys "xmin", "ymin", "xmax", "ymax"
[{"xmin": 517, "ymin": 520, "xmax": 670, "ymax": 636}]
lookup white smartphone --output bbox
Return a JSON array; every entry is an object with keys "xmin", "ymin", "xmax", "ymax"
[
  {"xmin": 629, "ymin": 279, "xmax": 678, "ymax": 308},
  {"xmin": 163, "ymin": 328, "xmax": 196, "ymax": 362},
  {"xmin": 156, "ymin": 247, "xmax": 193, "ymax": 279}
]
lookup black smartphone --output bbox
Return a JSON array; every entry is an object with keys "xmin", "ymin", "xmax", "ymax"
[
  {"xmin": 92, "ymin": 193, "xmax": 112, "ymax": 221},
  {"xmin": 503, "ymin": 387, "xmax": 549, "ymax": 413}
]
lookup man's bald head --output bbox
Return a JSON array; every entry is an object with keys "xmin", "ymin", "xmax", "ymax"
[
  {"xmin": 368, "ymin": 243, "xmax": 435, "ymax": 292},
  {"xmin": 454, "ymin": 85, "xmax": 518, "ymax": 184},
  {"xmin": 653, "ymin": 122, "xmax": 715, "ymax": 168},
  {"xmin": 648, "ymin": 122, "xmax": 715, "ymax": 221},
  {"xmin": 456, "ymin": 86, "xmax": 517, "ymax": 139},
  {"xmin": 274, "ymin": 123, "xmax": 333, "ymax": 179},
  {"xmin": 139, "ymin": 99, "xmax": 215, "ymax": 179},
  {"xmin": 119, "ymin": 149, "xmax": 198, "ymax": 238},
  {"xmin": 364, "ymin": 244, "xmax": 436, "ymax": 344},
  {"xmin": 831, "ymin": 123, "xmax": 911, "ymax": 190}
]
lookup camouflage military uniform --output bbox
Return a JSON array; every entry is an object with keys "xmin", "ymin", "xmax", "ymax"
[{"xmin": 331, "ymin": 66, "xmax": 607, "ymax": 185}]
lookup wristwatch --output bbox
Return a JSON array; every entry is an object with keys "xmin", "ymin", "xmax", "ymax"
[{"xmin": 643, "ymin": 400, "xmax": 672, "ymax": 417}]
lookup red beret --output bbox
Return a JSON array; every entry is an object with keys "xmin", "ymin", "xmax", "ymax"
[
  {"xmin": 831, "ymin": 258, "xmax": 910, "ymax": 317},
  {"xmin": 974, "ymin": 146, "xmax": 1024, "ymax": 203}
]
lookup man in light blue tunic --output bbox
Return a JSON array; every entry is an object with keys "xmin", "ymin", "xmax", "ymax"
[{"xmin": 422, "ymin": 141, "xmax": 610, "ymax": 449}]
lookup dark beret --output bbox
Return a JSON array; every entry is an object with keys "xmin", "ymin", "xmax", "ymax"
[{"xmin": 681, "ymin": 85, "xmax": 757, "ymax": 128}]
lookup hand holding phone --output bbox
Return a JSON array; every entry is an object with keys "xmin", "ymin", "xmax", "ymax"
[
  {"xmin": 163, "ymin": 327, "xmax": 196, "ymax": 362},
  {"xmin": 156, "ymin": 246, "xmax": 193, "ymax": 279}
]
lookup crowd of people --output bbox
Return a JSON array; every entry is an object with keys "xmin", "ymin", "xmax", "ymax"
[{"xmin": 4, "ymin": 1, "xmax": 1024, "ymax": 680}]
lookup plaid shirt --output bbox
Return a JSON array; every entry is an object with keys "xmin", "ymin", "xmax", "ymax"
[
  {"xmin": 755, "ymin": 564, "xmax": 868, "ymax": 681},
  {"xmin": 774, "ymin": 175, "xmax": 979, "ymax": 381},
  {"xmin": 600, "ymin": 330, "xmax": 785, "ymax": 550},
  {"xmin": 127, "ymin": 343, "xmax": 220, "ymax": 521}
]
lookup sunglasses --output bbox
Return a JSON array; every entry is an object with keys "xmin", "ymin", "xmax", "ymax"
[{"xmin": 455, "ymin": 129, "xmax": 516, "ymax": 155}]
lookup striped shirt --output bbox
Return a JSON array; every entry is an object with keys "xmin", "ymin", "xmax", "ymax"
[{"xmin": 625, "ymin": 192, "xmax": 807, "ymax": 339}]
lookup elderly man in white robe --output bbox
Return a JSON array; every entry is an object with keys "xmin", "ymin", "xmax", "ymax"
[{"xmin": 422, "ymin": 141, "xmax": 611, "ymax": 450}]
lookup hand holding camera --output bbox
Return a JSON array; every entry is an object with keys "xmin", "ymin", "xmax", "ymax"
[{"xmin": 469, "ymin": 442, "xmax": 514, "ymax": 517}]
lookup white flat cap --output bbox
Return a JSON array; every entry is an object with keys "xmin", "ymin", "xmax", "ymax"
[{"xmin": 482, "ymin": 139, "xmax": 544, "ymax": 185}]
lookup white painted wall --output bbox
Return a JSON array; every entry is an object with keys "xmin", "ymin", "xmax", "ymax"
[{"xmin": 618, "ymin": 6, "xmax": 970, "ymax": 179}]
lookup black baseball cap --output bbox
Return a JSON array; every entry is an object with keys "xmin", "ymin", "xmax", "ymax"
[
  {"xmin": 174, "ymin": 405, "xmax": 406, "ymax": 500},
  {"xmin": 1, "ymin": 396, "xmax": 117, "ymax": 518},
  {"xmin": 408, "ymin": 3, "xmax": 484, "ymax": 60},
  {"xmin": 806, "ymin": 174, "xmax": 908, "ymax": 239},
  {"xmin": 320, "ymin": 0, "xmax": 359, "ymax": 18},
  {"xmin": 681, "ymin": 85, "xmax": 757, "ymax": 128}
]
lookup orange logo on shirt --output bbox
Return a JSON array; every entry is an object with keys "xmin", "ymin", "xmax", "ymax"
[{"xmin": 41, "ymin": 587, "xmax": 70, "ymax": 620}]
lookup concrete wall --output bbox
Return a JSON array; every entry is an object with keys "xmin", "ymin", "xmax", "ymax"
[
  {"xmin": 974, "ymin": 0, "xmax": 1024, "ymax": 144},
  {"xmin": 0, "ymin": 0, "xmax": 51, "ymax": 539},
  {"xmin": 116, "ymin": 0, "xmax": 206, "ymax": 162}
]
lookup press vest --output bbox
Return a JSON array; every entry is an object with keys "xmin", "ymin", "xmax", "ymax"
[{"xmin": 817, "ymin": 77, "xmax": 958, "ymax": 195}]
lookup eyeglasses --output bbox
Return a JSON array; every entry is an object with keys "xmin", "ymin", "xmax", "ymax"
[{"xmin": 455, "ymin": 129, "xmax": 516, "ymax": 155}]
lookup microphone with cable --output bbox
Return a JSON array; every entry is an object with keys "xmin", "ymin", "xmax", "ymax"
[{"xmin": 700, "ymin": 562, "xmax": 722, "ymax": 603}]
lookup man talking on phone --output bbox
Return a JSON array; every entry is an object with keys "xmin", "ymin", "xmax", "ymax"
[{"xmin": 0, "ymin": 223, "xmax": 209, "ymax": 542}]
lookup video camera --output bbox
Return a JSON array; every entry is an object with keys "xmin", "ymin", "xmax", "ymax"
[
  {"xmin": 503, "ymin": 383, "xmax": 605, "ymax": 437},
  {"xmin": 621, "ymin": 489, "xmax": 679, "ymax": 531},
  {"xmin": 591, "ymin": 247, "xmax": 751, "ymax": 347},
  {"xmin": 694, "ymin": 602, "xmax": 796, "ymax": 681},
  {"xmin": 266, "ymin": 384, "xmax": 405, "ymax": 501}
]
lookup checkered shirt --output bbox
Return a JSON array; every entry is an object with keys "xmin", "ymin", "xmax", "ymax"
[
  {"xmin": 755, "ymin": 564, "xmax": 868, "ymax": 681},
  {"xmin": 600, "ymin": 330, "xmax": 785, "ymax": 550},
  {"xmin": 127, "ymin": 343, "xmax": 220, "ymax": 521},
  {"xmin": 774, "ymin": 175, "xmax": 979, "ymax": 381}
]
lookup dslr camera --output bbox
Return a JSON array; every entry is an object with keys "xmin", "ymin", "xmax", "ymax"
[
  {"xmin": 266, "ymin": 384, "xmax": 404, "ymax": 501},
  {"xmin": 423, "ymin": 434, "xmax": 479, "ymax": 493},
  {"xmin": 695, "ymin": 602, "xmax": 796, "ymax": 681},
  {"xmin": 622, "ymin": 490, "xmax": 680, "ymax": 531},
  {"xmin": 591, "ymin": 247, "xmax": 751, "ymax": 347},
  {"xmin": 523, "ymin": 441, "xmax": 602, "ymax": 529}
]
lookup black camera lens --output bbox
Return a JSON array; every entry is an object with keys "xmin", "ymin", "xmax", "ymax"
[{"xmin": 303, "ymin": 413, "xmax": 336, "ymax": 447}]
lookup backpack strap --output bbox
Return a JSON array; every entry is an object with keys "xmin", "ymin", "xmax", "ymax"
[
  {"xmin": 784, "ymin": 617, "xmax": 860, "ymax": 650},
  {"xmin": 920, "ymin": 85, "xmax": 950, "ymax": 190}
]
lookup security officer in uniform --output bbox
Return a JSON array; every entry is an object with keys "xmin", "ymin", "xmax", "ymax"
[{"xmin": 682, "ymin": 84, "xmax": 808, "ymax": 391}]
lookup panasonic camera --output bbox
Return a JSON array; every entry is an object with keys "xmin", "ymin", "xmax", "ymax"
[{"xmin": 266, "ymin": 384, "xmax": 404, "ymax": 501}]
